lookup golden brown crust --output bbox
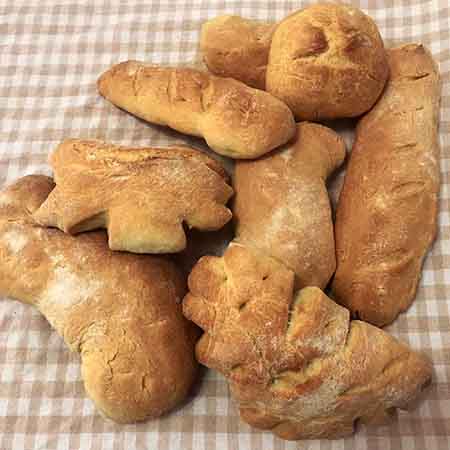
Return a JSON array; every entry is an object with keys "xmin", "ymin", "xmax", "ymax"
[
  {"xmin": 97, "ymin": 62, "xmax": 296, "ymax": 159},
  {"xmin": 200, "ymin": 15, "xmax": 276, "ymax": 89},
  {"xmin": 200, "ymin": 5, "xmax": 388, "ymax": 120},
  {"xmin": 33, "ymin": 139, "xmax": 233, "ymax": 254},
  {"xmin": 266, "ymin": 3, "xmax": 389, "ymax": 120},
  {"xmin": 183, "ymin": 243, "xmax": 432, "ymax": 440},
  {"xmin": 332, "ymin": 44, "xmax": 441, "ymax": 327},
  {"xmin": 233, "ymin": 122, "xmax": 345, "ymax": 288},
  {"xmin": 0, "ymin": 175, "xmax": 198, "ymax": 423}
]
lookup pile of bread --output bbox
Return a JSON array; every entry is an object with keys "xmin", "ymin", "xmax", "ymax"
[{"xmin": 0, "ymin": 2, "xmax": 440, "ymax": 441}]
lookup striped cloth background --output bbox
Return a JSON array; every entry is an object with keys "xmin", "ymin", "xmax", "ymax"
[{"xmin": 0, "ymin": 0, "xmax": 449, "ymax": 449}]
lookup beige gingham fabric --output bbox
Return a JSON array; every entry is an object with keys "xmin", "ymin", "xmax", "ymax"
[{"xmin": 0, "ymin": 0, "xmax": 449, "ymax": 449}]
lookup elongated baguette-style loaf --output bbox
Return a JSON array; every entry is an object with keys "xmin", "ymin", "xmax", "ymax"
[
  {"xmin": 97, "ymin": 62, "xmax": 296, "ymax": 159},
  {"xmin": 33, "ymin": 139, "xmax": 233, "ymax": 254},
  {"xmin": 234, "ymin": 122, "xmax": 345, "ymax": 288},
  {"xmin": 0, "ymin": 176, "xmax": 198, "ymax": 423},
  {"xmin": 183, "ymin": 243, "xmax": 432, "ymax": 440},
  {"xmin": 332, "ymin": 44, "xmax": 440, "ymax": 327}
]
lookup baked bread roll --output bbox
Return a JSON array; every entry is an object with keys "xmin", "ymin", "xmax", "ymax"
[
  {"xmin": 97, "ymin": 62, "xmax": 296, "ymax": 159},
  {"xmin": 332, "ymin": 44, "xmax": 440, "ymax": 327},
  {"xmin": 183, "ymin": 243, "xmax": 432, "ymax": 440},
  {"xmin": 266, "ymin": 3, "xmax": 388, "ymax": 120},
  {"xmin": 234, "ymin": 122, "xmax": 345, "ymax": 288},
  {"xmin": 33, "ymin": 139, "xmax": 233, "ymax": 254},
  {"xmin": 201, "ymin": 4, "xmax": 389, "ymax": 120},
  {"xmin": 0, "ymin": 175, "xmax": 198, "ymax": 423},
  {"xmin": 200, "ymin": 15, "xmax": 276, "ymax": 89}
]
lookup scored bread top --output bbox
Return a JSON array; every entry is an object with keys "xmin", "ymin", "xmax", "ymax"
[
  {"xmin": 97, "ymin": 62, "xmax": 296, "ymax": 159},
  {"xmin": 266, "ymin": 3, "xmax": 389, "ymax": 120}
]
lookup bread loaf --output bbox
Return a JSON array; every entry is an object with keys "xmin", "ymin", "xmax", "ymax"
[
  {"xmin": 0, "ymin": 175, "xmax": 198, "ymax": 423},
  {"xmin": 233, "ymin": 122, "xmax": 345, "ymax": 288},
  {"xmin": 183, "ymin": 243, "xmax": 432, "ymax": 440},
  {"xmin": 33, "ymin": 139, "xmax": 233, "ymax": 254},
  {"xmin": 200, "ymin": 15, "xmax": 276, "ymax": 89},
  {"xmin": 201, "ymin": 4, "xmax": 389, "ymax": 120},
  {"xmin": 332, "ymin": 44, "xmax": 440, "ymax": 327},
  {"xmin": 266, "ymin": 3, "xmax": 388, "ymax": 120},
  {"xmin": 97, "ymin": 62, "xmax": 296, "ymax": 159}
]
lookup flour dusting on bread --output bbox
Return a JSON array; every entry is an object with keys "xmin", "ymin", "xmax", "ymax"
[{"xmin": 2, "ymin": 229, "xmax": 28, "ymax": 254}]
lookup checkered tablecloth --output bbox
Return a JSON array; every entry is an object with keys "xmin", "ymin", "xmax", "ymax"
[{"xmin": 1, "ymin": 0, "xmax": 449, "ymax": 449}]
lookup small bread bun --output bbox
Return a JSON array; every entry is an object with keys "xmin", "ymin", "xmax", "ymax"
[{"xmin": 266, "ymin": 3, "xmax": 389, "ymax": 120}]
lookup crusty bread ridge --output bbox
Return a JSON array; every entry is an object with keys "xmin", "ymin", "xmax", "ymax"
[
  {"xmin": 201, "ymin": 3, "xmax": 389, "ymax": 120},
  {"xmin": 234, "ymin": 122, "xmax": 345, "ymax": 289},
  {"xmin": 33, "ymin": 139, "xmax": 233, "ymax": 254},
  {"xmin": 0, "ymin": 175, "xmax": 198, "ymax": 423},
  {"xmin": 97, "ymin": 62, "xmax": 296, "ymax": 159},
  {"xmin": 332, "ymin": 44, "xmax": 441, "ymax": 327},
  {"xmin": 200, "ymin": 15, "xmax": 276, "ymax": 89},
  {"xmin": 183, "ymin": 243, "xmax": 432, "ymax": 440}
]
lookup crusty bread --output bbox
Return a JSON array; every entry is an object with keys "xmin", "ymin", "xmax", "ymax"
[
  {"xmin": 332, "ymin": 44, "xmax": 440, "ymax": 327},
  {"xmin": 183, "ymin": 243, "xmax": 432, "ymax": 440},
  {"xmin": 200, "ymin": 4, "xmax": 388, "ymax": 120},
  {"xmin": 0, "ymin": 175, "xmax": 198, "ymax": 423},
  {"xmin": 200, "ymin": 15, "xmax": 276, "ymax": 89},
  {"xmin": 266, "ymin": 3, "xmax": 389, "ymax": 120},
  {"xmin": 233, "ymin": 122, "xmax": 345, "ymax": 289},
  {"xmin": 33, "ymin": 139, "xmax": 233, "ymax": 254},
  {"xmin": 97, "ymin": 62, "xmax": 296, "ymax": 159}
]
